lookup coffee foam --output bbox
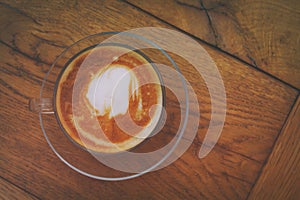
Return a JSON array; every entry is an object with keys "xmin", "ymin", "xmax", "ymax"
[
  {"xmin": 86, "ymin": 65, "xmax": 142, "ymax": 119},
  {"xmin": 56, "ymin": 45, "xmax": 164, "ymax": 153}
]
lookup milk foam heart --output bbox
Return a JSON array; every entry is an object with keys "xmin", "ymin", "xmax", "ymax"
[{"xmin": 86, "ymin": 65, "xmax": 142, "ymax": 118}]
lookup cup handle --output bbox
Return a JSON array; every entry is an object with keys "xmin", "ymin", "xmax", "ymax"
[{"xmin": 29, "ymin": 98, "xmax": 54, "ymax": 114}]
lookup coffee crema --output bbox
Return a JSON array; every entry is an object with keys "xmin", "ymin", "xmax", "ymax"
[{"xmin": 55, "ymin": 44, "xmax": 164, "ymax": 153}]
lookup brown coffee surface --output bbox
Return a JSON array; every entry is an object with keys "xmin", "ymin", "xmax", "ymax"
[{"xmin": 55, "ymin": 45, "xmax": 163, "ymax": 153}]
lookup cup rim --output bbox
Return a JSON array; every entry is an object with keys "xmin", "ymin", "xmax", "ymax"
[{"xmin": 53, "ymin": 42, "xmax": 166, "ymax": 155}]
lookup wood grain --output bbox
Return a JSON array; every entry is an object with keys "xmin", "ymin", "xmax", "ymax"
[
  {"xmin": 127, "ymin": 0, "xmax": 300, "ymax": 89},
  {"xmin": 0, "ymin": 177, "xmax": 38, "ymax": 200},
  {"xmin": 248, "ymin": 95, "xmax": 300, "ymax": 200},
  {"xmin": 0, "ymin": 0, "xmax": 298, "ymax": 199}
]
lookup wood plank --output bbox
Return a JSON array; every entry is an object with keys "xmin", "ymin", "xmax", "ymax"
[
  {"xmin": 0, "ymin": 177, "xmax": 38, "ymax": 200},
  {"xmin": 0, "ymin": 0, "xmax": 298, "ymax": 199},
  {"xmin": 248, "ymin": 95, "xmax": 300, "ymax": 200},
  {"xmin": 127, "ymin": 0, "xmax": 300, "ymax": 89}
]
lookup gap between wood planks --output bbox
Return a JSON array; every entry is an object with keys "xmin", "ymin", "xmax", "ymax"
[
  {"xmin": 123, "ymin": 0, "xmax": 299, "ymax": 93},
  {"xmin": 246, "ymin": 92, "xmax": 300, "ymax": 199}
]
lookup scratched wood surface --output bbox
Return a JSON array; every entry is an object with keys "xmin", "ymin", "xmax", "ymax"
[
  {"xmin": 0, "ymin": 177, "xmax": 37, "ymax": 200},
  {"xmin": 0, "ymin": 0, "xmax": 298, "ymax": 199},
  {"xmin": 127, "ymin": 0, "xmax": 300, "ymax": 89}
]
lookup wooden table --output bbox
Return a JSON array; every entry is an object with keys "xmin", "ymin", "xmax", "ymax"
[{"xmin": 0, "ymin": 0, "xmax": 299, "ymax": 199}]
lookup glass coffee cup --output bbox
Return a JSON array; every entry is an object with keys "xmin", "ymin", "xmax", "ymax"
[{"xmin": 29, "ymin": 31, "xmax": 190, "ymax": 180}]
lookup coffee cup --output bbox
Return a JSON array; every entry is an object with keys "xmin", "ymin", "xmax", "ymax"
[{"xmin": 30, "ymin": 43, "xmax": 165, "ymax": 153}]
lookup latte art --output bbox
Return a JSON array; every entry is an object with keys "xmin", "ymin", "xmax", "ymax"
[
  {"xmin": 55, "ymin": 45, "xmax": 164, "ymax": 153},
  {"xmin": 86, "ymin": 65, "xmax": 142, "ymax": 119}
]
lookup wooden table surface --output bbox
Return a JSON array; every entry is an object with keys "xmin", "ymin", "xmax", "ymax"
[{"xmin": 0, "ymin": 0, "xmax": 299, "ymax": 199}]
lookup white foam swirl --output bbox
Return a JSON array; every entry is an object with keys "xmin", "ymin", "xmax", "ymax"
[{"xmin": 86, "ymin": 65, "xmax": 141, "ymax": 118}]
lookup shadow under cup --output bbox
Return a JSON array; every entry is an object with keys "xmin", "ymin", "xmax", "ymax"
[{"xmin": 53, "ymin": 43, "xmax": 167, "ymax": 155}]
